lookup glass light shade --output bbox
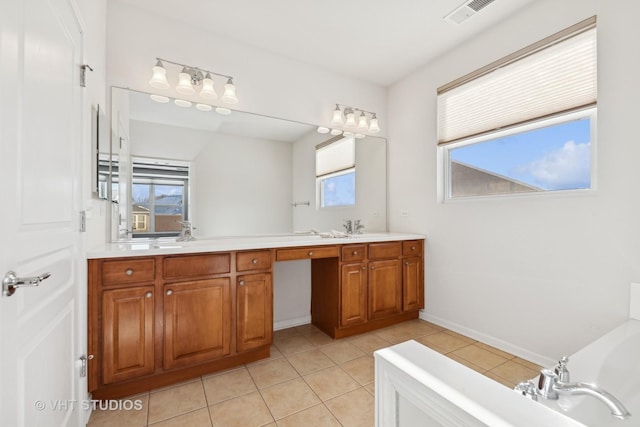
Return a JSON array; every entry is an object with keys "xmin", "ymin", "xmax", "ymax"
[
  {"xmin": 221, "ymin": 78, "xmax": 238, "ymax": 104},
  {"xmin": 176, "ymin": 68, "xmax": 195, "ymax": 95},
  {"xmin": 345, "ymin": 109, "xmax": 356, "ymax": 128},
  {"xmin": 195, "ymin": 103, "xmax": 212, "ymax": 111},
  {"xmin": 330, "ymin": 129, "xmax": 343, "ymax": 136},
  {"xmin": 150, "ymin": 94, "xmax": 170, "ymax": 103},
  {"xmin": 200, "ymin": 74, "xmax": 217, "ymax": 99},
  {"xmin": 357, "ymin": 112, "xmax": 368, "ymax": 130},
  {"xmin": 368, "ymin": 115, "xmax": 380, "ymax": 133},
  {"xmin": 216, "ymin": 106, "xmax": 232, "ymax": 115},
  {"xmin": 317, "ymin": 126, "xmax": 330, "ymax": 134},
  {"xmin": 343, "ymin": 131, "xmax": 355, "ymax": 137},
  {"xmin": 174, "ymin": 99, "xmax": 192, "ymax": 108},
  {"xmin": 354, "ymin": 133, "xmax": 366, "ymax": 139},
  {"xmin": 149, "ymin": 61, "xmax": 169, "ymax": 89},
  {"xmin": 331, "ymin": 106, "xmax": 344, "ymax": 126}
]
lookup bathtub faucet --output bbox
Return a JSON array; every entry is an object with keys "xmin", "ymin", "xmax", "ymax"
[{"xmin": 536, "ymin": 356, "xmax": 631, "ymax": 420}]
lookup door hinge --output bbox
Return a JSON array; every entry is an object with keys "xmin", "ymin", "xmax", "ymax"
[
  {"xmin": 79, "ymin": 354, "xmax": 94, "ymax": 377},
  {"xmin": 80, "ymin": 64, "xmax": 93, "ymax": 87},
  {"xmin": 79, "ymin": 210, "xmax": 86, "ymax": 233}
]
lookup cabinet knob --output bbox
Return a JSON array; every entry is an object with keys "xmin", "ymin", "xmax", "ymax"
[
  {"xmin": 165, "ymin": 289, "xmax": 173, "ymax": 296},
  {"xmin": 125, "ymin": 268, "xmax": 134, "ymax": 276},
  {"xmin": 411, "ymin": 246, "xmax": 416, "ymax": 251},
  {"xmin": 352, "ymin": 251, "xmax": 358, "ymax": 255},
  {"xmin": 308, "ymin": 251, "xmax": 313, "ymax": 257},
  {"xmin": 251, "ymin": 258, "xmax": 258, "ymax": 264},
  {"xmin": 370, "ymin": 266, "xmax": 375, "ymax": 270},
  {"xmin": 145, "ymin": 291, "xmax": 153, "ymax": 298},
  {"xmin": 405, "ymin": 261, "xmax": 409, "ymax": 265},
  {"xmin": 239, "ymin": 280, "xmax": 245, "ymax": 286},
  {"xmin": 87, "ymin": 354, "xmax": 94, "ymax": 360},
  {"xmin": 362, "ymin": 266, "xmax": 366, "ymax": 270}
]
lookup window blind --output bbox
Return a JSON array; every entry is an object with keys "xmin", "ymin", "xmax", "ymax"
[
  {"xmin": 437, "ymin": 16, "xmax": 596, "ymax": 145},
  {"xmin": 316, "ymin": 136, "xmax": 355, "ymax": 177}
]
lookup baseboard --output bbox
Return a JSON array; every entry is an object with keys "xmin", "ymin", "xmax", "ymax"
[
  {"xmin": 274, "ymin": 315, "xmax": 311, "ymax": 331},
  {"xmin": 419, "ymin": 312, "xmax": 555, "ymax": 368}
]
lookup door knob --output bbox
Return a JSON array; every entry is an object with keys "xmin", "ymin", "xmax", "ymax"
[{"xmin": 3, "ymin": 271, "xmax": 51, "ymax": 297}]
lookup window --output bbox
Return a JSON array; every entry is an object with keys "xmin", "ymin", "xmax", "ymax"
[
  {"xmin": 438, "ymin": 17, "xmax": 597, "ymax": 199},
  {"xmin": 316, "ymin": 136, "xmax": 356, "ymax": 207},
  {"xmin": 131, "ymin": 158, "xmax": 189, "ymax": 236}
]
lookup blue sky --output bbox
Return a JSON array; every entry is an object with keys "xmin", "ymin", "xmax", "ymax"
[{"xmin": 450, "ymin": 118, "xmax": 591, "ymax": 190}]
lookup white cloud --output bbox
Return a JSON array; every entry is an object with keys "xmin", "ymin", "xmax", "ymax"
[{"xmin": 518, "ymin": 141, "xmax": 590, "ymax": 190}]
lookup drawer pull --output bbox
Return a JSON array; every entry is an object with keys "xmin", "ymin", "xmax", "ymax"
[
  {"xmin": 362, "ymin": 266, "xmax": 366, "ymax": 270},
  {"xmin": 145, "ymin": 291, "xmax": 153, "ymax": 298},
  {"xmin": 352, "ymin": 251, "xmax": 358, "ymax": 255},
  {"xmin": 125, "ymin": 268, "xmax": 134, "ymax": 276},
  {"xmin": 239, "ymin": 280, "xmax": 245, "ymax": 286},
  {"xmin": 405, "ymin": 261, "xmax": 409, "ymax": 265},
  {"xmin": 166, "ymin": 289, "xmax": 173, "ymax": 296},
  {"xmin": 308, "ymin": 251, "xmax": 313, "ymax": 257},
  {"xmin": 411, "ymin": 246, "xmax": 416, "ymax": 251},
  {"xmin": 251, "ymin": 258, "xmax": 259, "ymax": 264},
  {"xmin": 370, "ymin": 266, "xmax": 375, "ymax": 270}
]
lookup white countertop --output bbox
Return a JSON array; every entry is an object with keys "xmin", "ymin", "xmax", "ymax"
[{"xmin": 87, "ymin": 232, "xmax": 425, "ymax": 259}]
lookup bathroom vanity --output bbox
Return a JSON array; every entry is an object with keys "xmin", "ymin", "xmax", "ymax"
[{"xmin": 87, "ymin": 233, "xmax": 424, "ymax": 399}]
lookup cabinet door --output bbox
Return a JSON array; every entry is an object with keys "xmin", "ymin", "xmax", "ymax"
[
  {"xmin": 368, "ymin": 259, "xmax": 402, "ymax": 320},
  {"xmin": 340, "ymin": 263, "xmax": 368, "ymax": 327},
  {"xmin": 102, "ymin": 286, "xmax": 155, "ymax": 384},
  {"xmin": 403, "ymin": 256, "xmax": 424, "ymax": 311},
  {"xmin": 237, "ymin": 273, "xmax": 273, "ymax": 352},
  {"xmin": 163, "ymin": 278, "xmax": 231, "ymax": 370}
]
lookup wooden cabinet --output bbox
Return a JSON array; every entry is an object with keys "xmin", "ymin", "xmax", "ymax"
[
  {"xmin": 236, "ymin": 273, "xmax": 273, "ymax": 352},
  {"xmin": 402, "ymin": 240, "xmax": 424, "ymax": 312},
  {"xmin": 368, "ymin": 258, "xmax": 403, "ymax": 320},
  {"xmin": 340, "ymin": 262, "xmax": 368, "ymax": 326},
  {"xmin": 102, "ymin": 286, "xmax": 155, "ymax": 384},
  {"xmin": 163, "ymin": 278, "xmax": 231, "ymax": 370}
]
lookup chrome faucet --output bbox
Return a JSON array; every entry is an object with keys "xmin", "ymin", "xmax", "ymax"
[
  {"xmin": 177, "ymin": 220, "xmax": 196, "ymax": 242},
  {"xmin": 343, "ymin": 219, "xmax": 353, "ymax": 234},
  {"xmin": 353, "ymin": 219, "xmax": 364, "ymax": 234},
  {"xmin": 517, "ymin": 356, "xmax": 631, "ymax": 420}
]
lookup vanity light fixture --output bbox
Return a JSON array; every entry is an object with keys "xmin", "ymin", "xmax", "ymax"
[
  {"xmin": 320, "ymin": 104, "xmax": 381, "ymax": 136},
  {"xmin": 148, "ymin": 58, "xmax": 238, "ymax": 104}
]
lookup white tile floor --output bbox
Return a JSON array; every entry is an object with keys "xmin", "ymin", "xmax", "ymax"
[{"xmin": 88, "ymin": 320, "xmax": 540, "ymax": 427}]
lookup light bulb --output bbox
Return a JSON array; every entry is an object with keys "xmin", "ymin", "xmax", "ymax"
[
  {"xmin": 200, "ymin": 73, "xmax": 217, "ymax": 99},
  {"xmin": 216, "ymin": 106, "xmax": 232, "ymax": 115},
  {"xmin": 368, "ymin": 114, "xmax": 380, "ymax": 133},
  {"xmin": 331, "ymin": 105, "xmax": 344, "ymax": 126},
  {"xmin": 343, "ymin": 131, "xmax": 355, "ymax": 137},
  {"xmin": 345, "ymin": 108, "xmax": 356, "ymax": 128},
  {"xmin": 221, "ymin": 78, "xmax": 238, "ymax": 104},
  {"xmin": 195, "ymin": 103, "xmax": 212, "ymax": 111},
  {"xmin": 150, "ymin": 94, "xmax": 170, "ymax": 103},
  {"xmin": 317, "ymin": 127, "xmax": 330, "ymax": 134},
  {"xmin": 355, "ymin": 133, "xmax": 365, "ymax": 139},
  {"xmin": 330, "ymin": 129, "xmax": 343, "ymax": 136},
  {"xmin": 357, "ymin": 112, "xmax": 368, "ymax": 131},
  {"xmin": 149, "ymin": 60, "xmax": 169, "ymax": 89},
  {"xmin": 176, "ymin": 67, "xmax": 195, "ymax": 95},
  {"xmin": 174, "ymin": 99, "xmax": 192, "ymax": 108}
]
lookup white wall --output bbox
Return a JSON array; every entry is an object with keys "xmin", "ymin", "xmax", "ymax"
[
  {"xmin": 388, "ymin": 0, "xmax": 640, "ymax": 365},
  {"xmin": 193, "ymin": 133, "xmax": 292, "ymax": 237}
]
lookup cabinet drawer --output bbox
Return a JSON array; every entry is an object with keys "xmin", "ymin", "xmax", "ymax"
[
  {"xmin": 102, "ymin": 258, "xmax": 155, "ymax": 285},
  {"xmin": 341, "ymin": 244, "xmax": 367, "ymax": 262},
  {"xmin": 276, "ymin": 246, "xmax": 340, "ymax": 261},
  {"xmin": 163, "ymin": 253, "xmax": 231, "ymax": 280},
  {"xmin": 237, "ymin": 250, "xmax": 272, "ymax": 272},
  {"xmin": 403, "ymin": 240, "xmax": 423, "ymax": 257},
  {"xmin": 368, "ymin": 242, "xmax": 402, "ymax": 260}
]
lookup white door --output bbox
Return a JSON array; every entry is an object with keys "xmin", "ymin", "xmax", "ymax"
[{"xmin": 0, "ymin": 0, "xmax": 84, "ymax": 426}]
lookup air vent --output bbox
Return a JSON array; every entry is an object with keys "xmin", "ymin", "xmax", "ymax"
[{"xmin": 444, "ymin": 0, "xmax": 496, "ymax": 24}]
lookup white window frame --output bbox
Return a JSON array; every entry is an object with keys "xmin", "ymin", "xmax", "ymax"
[{"xmin": 439, "ymin": 107, "xmax": 597, "ymax": 202}]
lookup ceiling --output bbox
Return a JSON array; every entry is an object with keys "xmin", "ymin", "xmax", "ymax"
[{"xmin": 113, "ymin": 0, "xmax": 538, "ymax": 86}]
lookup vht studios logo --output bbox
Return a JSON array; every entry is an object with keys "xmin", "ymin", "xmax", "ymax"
[{"xmin": 34, "ymin": 399, "xmax": 143, "ymax": 411}]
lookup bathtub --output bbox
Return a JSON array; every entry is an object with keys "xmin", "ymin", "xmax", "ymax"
[{"xmin": 534, "ymin": 319, "xmax": 640, "ymax": 426}]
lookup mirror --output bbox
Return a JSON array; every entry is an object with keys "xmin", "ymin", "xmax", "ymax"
[
  {"xmin": 110, "ymin": 87, "xmax": 387, "ymax": 240},
  {"xmin": 91, "ymin": 104, "xmax": 110, "ymax": 199}
]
